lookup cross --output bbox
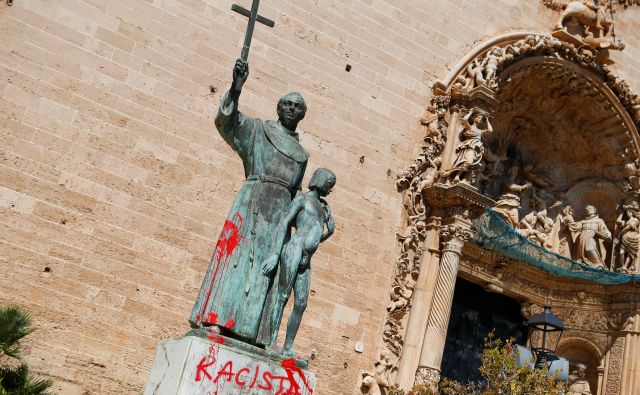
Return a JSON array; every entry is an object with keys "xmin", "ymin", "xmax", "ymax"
[{"xmin": 231, "ymin": 1, "xmax": 275, "ymax": 62}]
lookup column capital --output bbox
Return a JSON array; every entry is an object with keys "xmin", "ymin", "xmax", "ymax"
[
  {"xmin": 414, "ymin": 366, "xmax": 440, "ymax": 390},
  {"xmin": 439, "ymin": 223, "xmax": 472, "ymax": 253}
]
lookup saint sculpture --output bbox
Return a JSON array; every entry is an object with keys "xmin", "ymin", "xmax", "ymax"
[{"xmin": 189, "ymin": 59, "xmax": 310, "ymax": 344}]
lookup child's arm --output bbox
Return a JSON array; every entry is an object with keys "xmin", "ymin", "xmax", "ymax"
[
  {"xmin": 321, "ymin": 202, "xmax": 335, "ymax": 242},
  {"xmin": 261, "ymin": 195, "xmax": 305, "ymax": 275}
]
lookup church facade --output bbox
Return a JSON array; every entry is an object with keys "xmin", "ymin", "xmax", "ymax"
[{"xmin": 0, "ymin": 0, "xmax": 639, "ymax": 394}]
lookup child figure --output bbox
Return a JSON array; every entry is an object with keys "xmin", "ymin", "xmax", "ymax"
[{"xmin": 261, "ymin": 168, "xmax": 336, "ymax": 357}]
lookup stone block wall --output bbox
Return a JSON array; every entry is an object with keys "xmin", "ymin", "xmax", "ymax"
[{"xmin": 0, "ymin": 0, "xmax": 638, "ymax": 394}]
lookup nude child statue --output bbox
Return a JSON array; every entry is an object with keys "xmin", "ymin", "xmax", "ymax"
[{"xmin": 258, "ymin": 168, "xmax": 336, "ymax": 356}]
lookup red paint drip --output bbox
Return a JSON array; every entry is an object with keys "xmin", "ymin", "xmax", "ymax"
[
  {"xmin": 280, "ymin": 358, "xmax": 313, "ymax": 394},
  {"xmin": 198, "ymin": 214, "xmax": 244, "ymax": 325}
]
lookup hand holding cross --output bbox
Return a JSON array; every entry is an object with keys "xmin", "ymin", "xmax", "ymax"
[
  {"xmin": 232, "ymin": 59, "xmax": 249, "ymax": 94},
  {"xmin": 230, "ymin": 0, "xmax": 274, "ymax": 93}
]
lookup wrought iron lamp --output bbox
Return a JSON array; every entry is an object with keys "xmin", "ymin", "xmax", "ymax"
[{"xmin": 526, "ymin": 306, "xmax": 565, "ymax": 369}]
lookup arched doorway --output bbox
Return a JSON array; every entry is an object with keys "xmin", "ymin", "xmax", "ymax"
[{"xmin": 369, "ymin": 30, "xmax": 640, "ymax": 394}]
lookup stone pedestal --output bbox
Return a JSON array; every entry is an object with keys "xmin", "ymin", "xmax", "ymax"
[{"xmin": 144, "ymin": 336, "xmax": 316, "ymax": 395}]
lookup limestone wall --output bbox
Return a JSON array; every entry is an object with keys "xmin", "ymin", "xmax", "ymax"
[{"xmin": 0, "ymin": 1, "xmax": 638, "ymax": 394}]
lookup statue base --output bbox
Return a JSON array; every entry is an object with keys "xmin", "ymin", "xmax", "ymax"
[{"xmin": 143, "ymin": 336, "xmax": 316, "ymax": 395}]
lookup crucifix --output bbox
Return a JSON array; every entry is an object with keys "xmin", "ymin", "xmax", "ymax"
[{"xmin": 231, "ymin": 1, "xmax": 275, "ymax": 90}]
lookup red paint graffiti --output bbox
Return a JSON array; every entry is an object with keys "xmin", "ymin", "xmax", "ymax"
[
  {"xmin": 196, "ymin": 357, "xmax": 215, "ymax": 381},
  {"xmin": 205, "ymin": 315, "xmax": 235, "ymax": 344},
  {"xmin": 280, "ymin": 358, "xmax": 313, "ymax": 394},
  {"xmin": 198, "ymin": 213, "xmax": 244, "ymax": 325},
  {"xmin": 195, "ymin": 357, "xmax": 312, "ymax": 394}
]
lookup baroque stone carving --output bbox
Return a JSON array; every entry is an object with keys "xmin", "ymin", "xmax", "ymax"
[
  {"xmin": 414, "ymin": 366, "xmax": 440, "ymax": 389},
  {"xmin": 360, "ymin": 350, "xmax": 396, "ymax": 395},
  {"xmin": 397, "ymin": 96, "xmax": 450, "ymax": 192},
  {"xmin": 612, "ymin": 200, "xmax": 640, "ymax": 273},
  {"xmin": 567, "ymin": 363, "xmax": 593, "ymax": 395},
  {"xmin": 384, "ymin": 27, "xmax": 640, "ymax": 393},
  {"xmin": 440, "ymin": 110, "xmax": 493, "ymax": 184},
  {"xmin": 571, "ymin": 205, "xmax": 612, "ymax": 268},
  {"xmin": 606, "ymin": 336, "xmax": 625, "ymax": 395},
  {"xmin": 543, "ymin": 0, "xmax": 625, "ymax": 51}
]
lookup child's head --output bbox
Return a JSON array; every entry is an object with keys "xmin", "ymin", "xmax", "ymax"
[{"xmin": 309, "ymin": 168, "xmax": 336, "ymax": 196}]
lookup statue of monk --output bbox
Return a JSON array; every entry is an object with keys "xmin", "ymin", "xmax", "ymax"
[
  {"xmin": 567, "ymin": 363, "xmax": 592, "ymax": 395},
  {"xmin": 571, "ymin": 205, "xmax": 611, "ymax": 268},
  {"xmin": 189, "ymin": 59, "xmax": 309, "ymax": 344}
]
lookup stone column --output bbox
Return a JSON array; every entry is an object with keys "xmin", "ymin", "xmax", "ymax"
[
  {"xmin": 620, "ymin": 313, "xmax": 640, "ymax": 395},
  {"xmin": 395, "ymin": 216, "xmax": 442, "ymax": 388},
  {"xmin": 415, "ymin": 222, "xmax": 471, "ymax": 387}
]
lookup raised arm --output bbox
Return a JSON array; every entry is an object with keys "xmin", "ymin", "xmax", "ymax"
[
  {"xmin": 214, "ymin": 59, "xmax": 253, "ymax": 154},
  {"xmin": 261, "ymin": 195, "xmax": 305, "ymax": 275}
]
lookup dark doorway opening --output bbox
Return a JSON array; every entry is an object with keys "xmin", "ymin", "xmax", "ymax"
[{"xmin": 440, "ymin": 277, "xmax": 527, "ymax": 383}]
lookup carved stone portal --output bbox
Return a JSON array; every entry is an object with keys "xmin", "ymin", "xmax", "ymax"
[{"xmin": 380, "ymin": 25, "xmax": 640, "ymax": 395}]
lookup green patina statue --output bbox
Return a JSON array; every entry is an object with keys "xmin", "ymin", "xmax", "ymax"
[
  {"xmin": 189, "ymin": 59, "xmax": 310, "ymax": 344},
  {"xmin": 257, "ymin": 168, "xmax": 336, "ymax": 356}
]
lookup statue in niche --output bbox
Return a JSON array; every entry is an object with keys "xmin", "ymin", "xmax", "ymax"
[
  {"xmin": 518, "ymin": 193, "xmax": 554, "ymax": 248},
  {"xmin": 550, "ymin": 205, "xmax": 578, "ymax": 259},
  {"xmin": 567, "ymin": 363, "xmax": 592, "ymax": 395},
  {"xmin": 440, "ymin": 110, "xmax": 493, "ymax": 183},
  {"xmin": 258, "ymin": 168, "xmax": 336, "ymax": 356},
  {"xmin": 570, "ymin": 205, "xmax": 612, "ymax": 268},
  {"xmin": 189, "ymin": 59, "xmax": 310, "ymax": 344},
  {"xmin": 614, "ymin": 201, "xmax": 640, "ymax": 273}
]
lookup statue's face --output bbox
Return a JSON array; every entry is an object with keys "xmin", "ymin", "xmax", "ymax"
[
  {"xmin": 277, "ymin": 95, "xmax": 306, "ymax": 129},
  {"xmin": 586, "ymin": 206, "xmax": 597, "ymax": 216}
]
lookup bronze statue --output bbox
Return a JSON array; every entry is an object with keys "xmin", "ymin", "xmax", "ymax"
[
  {"xmin": 189, "ymin": 59, "xmax": 310, "ymax": 344},
  {"xmin": 258, "ymin": 168, "xmax": 336, "ymax": 356}
]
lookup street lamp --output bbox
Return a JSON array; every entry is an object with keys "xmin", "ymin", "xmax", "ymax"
[{"xmin": 526, "ymin": 306, "xmax": 565, "ymax": 369}]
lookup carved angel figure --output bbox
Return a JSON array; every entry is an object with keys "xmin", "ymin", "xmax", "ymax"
[
  {"xmin": 440, "ymin": 110, "xmax": 493, "ymax": 183},
  {"xmin": 518, "ymin": 193, "xmax": 554, "ymax": 248},
  {"xmin": 482, "ymin": 47, "xmax": 503, "ymax": 84},
  {"xmin": 387, "ymin": 277, "xmax": 416, "ymax": 313},
  {"xmin": 615, "ymin": 201, "xmax": 640, "ymax": 273}
]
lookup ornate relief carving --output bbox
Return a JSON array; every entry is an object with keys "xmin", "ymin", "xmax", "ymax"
[
  {"xmin": 381, "ymin": 24, "xmax": 640, "ymax": 391},
  {"xmin": 414, "ymin": 366, "xmax": 440, "ymax": 389},
  {"xmin": 440, "ymin": 110, "xmax": 493, "ymax": 185},
  {"xmin": 611, "ymin": 200, "xmax": 640, "ymax": 273},
  {"xmin": 439, "ymin": 223, "xmax": 473, "ymax": 252},
  {"xmin": 606, "ymin": 336, "xmax": 625, "ymax": 395},
  {"xmin": 545, "ymin": 0, "xmax": 625, "ymax": 51},
  {"xmin": 397, "ymin": 96, "xmax": 450, "ymax": 192}
]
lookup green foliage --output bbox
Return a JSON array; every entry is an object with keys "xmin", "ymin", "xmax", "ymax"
[
  {"xmin": 439, "ymin": 334, "xmax": 566, "ymax": 395},
  {"xmin": 0, "ymin": 307, "xmax": 35, "ymax": 359},
  {"xmin": 0, "ymin": 365, "xmax": 54, "ymax": 395},
  {"xmin": 390, "ymin": 334, "xmax": 566, "ymax": 395},
  {"xmin": 0, "ymin": 306, "xmax": 55, "ymax": 395}
]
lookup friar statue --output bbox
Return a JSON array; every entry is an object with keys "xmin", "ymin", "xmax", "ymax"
[
  {"xmin": 189, "ymin": 59, "xmax": 309, "ymax": 344},
  {"xmin": 567, "ymin": 363, "xmax": 592, "ymax": 395}
]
